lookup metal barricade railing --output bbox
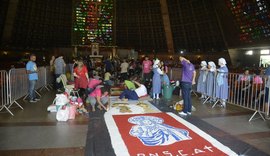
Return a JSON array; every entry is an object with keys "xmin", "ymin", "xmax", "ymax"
[
  {"xmin": 36, "ymin": 67, "xmax": 46, "ymax": 89},
  {"xmin": 8, "ymin": 68, "xmax": 25, "ymax": 113},
  {"xmin": 0, "ymin": 70, "xmax": 14, "ymax": 115},
  {"xmin": 169, "ymin": 67, "xmax": 269, "ymax": 122},
  {"xmin": 46, "ymin": 66, "xmax": 54, "ymax": 85},
  {"xmin": 169, "ymin": 67, "xmax": 182, "ymax": 81},
  {"xmin": 39, "ymin": 67, "xmax": 51, "ymax": 91},
  {"xmin": 227, "ymin": 73, "xmax": 268, "ymax": 121},
  {"xmin": 0, "ymin": 66, "xmax": 53, "ymax": 116}
]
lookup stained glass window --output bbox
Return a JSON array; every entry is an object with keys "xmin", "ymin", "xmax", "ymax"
[
  {"xmin": 73, "ymin": 0, "xmax": 113, "ymax": 46},
  {"xmin": 226, "ymin": 0, "xmax": 270, "ymax": 43}
]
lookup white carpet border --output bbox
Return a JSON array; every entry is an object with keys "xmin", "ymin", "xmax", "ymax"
[
  {"xmin": 104, "ymin": 112, "xmax": 238, "ymax": 156},
  {"xmin": 168, "ymin": 112, "xmax": 238, "ymax": 156},
  {"xmin": 104, "ymin": 113, "xmax": 130, "ymax": 156}
]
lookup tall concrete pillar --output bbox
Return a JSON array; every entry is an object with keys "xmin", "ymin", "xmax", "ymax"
[
  {"xmin": 160, "ymin": 0, "xmax": 174, "ymax": 54},
  {"xmin": 1, "ymin": 0, "xmax": 19, "ymax": 46}
]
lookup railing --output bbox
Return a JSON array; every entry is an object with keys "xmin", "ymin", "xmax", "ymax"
[
  {"xmin": 1, "ymin": 65, "xmax": 270, "ymax": 121},
  {"xmin": 168, "ymin": 67, "xmax": 270, "ymax": 121},
  {"xmin": 227, "ymin": 73, "xmax": 269, "ymax": 121},
  {"xmin": 0, "ymin": 66, "xmax": 53, "ymax": 116},
  {"xmin": 0, "ymin": 70, "xmax": 13, "ymax": 115}
]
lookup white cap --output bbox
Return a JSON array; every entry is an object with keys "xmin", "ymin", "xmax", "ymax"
[
  {"xmin": 201, "ymin": 61, "xmax": 207, "ymax": 66},
  {"xmin": 218, "ymin": 58, "xmax": 227, "ymax": 65}
]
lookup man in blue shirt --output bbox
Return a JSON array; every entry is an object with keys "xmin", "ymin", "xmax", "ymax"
[{"xmin": 26, "ymin": 54, "xmax": 40, "ymax": 103}]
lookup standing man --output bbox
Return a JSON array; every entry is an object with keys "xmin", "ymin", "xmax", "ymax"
[
  {"xmin": 120, "ymin": 59, "xmax": 129, "ymax": 82},
  {"xmin": 179, "ymin": 56, "xmax": 196, "ymax": 116},
  {"xmin": 26, "ymin": 54, "xmax": 40, "ymax": 103},
  {"xmin": 54, "ymin": 55, "xmax": 66, "ymax": 91}
]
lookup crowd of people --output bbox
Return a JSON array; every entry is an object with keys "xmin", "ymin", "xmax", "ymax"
[
  {"xmin": 43, "ymin": 54, "xmax": 189, "ymax": 112},
  {"xmin": 25, "ymin": 53, "xmax": 269, "ymax": 118}
]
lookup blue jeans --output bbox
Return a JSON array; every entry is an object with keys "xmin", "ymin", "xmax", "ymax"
[
  {"xmin": 181, "ymin": 81, "xmax": 192, "ymax": 113},
  {"xmin": 55, "ymin": 74, "xmax": 62, "ymax": 89},
  {"xmin": 119, "ymin": 89, "xmax": 139, "ymax": 100},
  {"xmin": 29, "ymin": 80, "xmax": 37, "ymax": 100}
]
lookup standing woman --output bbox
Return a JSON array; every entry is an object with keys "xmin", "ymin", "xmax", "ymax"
[
  {"xmin": 215, "ymin": 58, "xmax": 229, "ymax": 107},
  {"xmin": 152, "ymin": 59, "xmax": 163, "ymax": 99},
  {"xmin": 197, "ymin": 61, "xmax": 208, "ymax": 99},
  {"xmin": 205, "ymin": 61, "xmax": 216, "ymax": 102},
  {"xmin": 73, "ymin": 60, "xmax": 89, "ymax": 96}
]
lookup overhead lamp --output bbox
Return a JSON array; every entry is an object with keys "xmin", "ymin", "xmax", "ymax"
[{"xmin": 245, "ymin": 50, "xmax": 253, "ymax": 55}]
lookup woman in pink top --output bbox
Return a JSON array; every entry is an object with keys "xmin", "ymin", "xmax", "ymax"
[
  {"xmin": 142, "ymin": 56, "xmax": 152, "ymax": 82},
  {"xmin": 86, "ymin": 87, "xmax": 109, "ymax": 111},
  {"xmin": 87, "ymin": 78, "xmax": 102, "ymax": 94}
]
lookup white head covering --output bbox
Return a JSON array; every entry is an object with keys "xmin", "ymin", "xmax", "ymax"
[
  {"xmin": 200, "ymin": 61, "xmax": 207, "ymax": 67},
  {"xmin": 218, "ymin": 58, "xmax": 226, "ymax": 65},
  {"xmin": 208, "ymin": 61, "xmax": 216, "ymax": 72},
  {"xmin": 153, "ymin": 59, "xmax": 160, "ymax": 68},
  {"xmin": 208, "ymin": 61, "xmax": 216, "ymax": 68},
  {"xmin": 154, "ymin": 59, "xmax": 160, "ymax": 65}
]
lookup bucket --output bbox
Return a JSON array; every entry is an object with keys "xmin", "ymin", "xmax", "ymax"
[{"xmin": 163, "ymin": 85, "xmax": 175, "ymax": 100}]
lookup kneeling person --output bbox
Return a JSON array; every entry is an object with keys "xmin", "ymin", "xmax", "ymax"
[
  {"xmin": 119, "ymin": 81, "xmax": 147, "ymax": 100},
  {"xmin": 87, "ymin": 86, "xmax": 109, "ymax": 111}
]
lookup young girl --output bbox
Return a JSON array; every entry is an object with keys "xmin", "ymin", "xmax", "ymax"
[
  {"xmin": 197, "ymin": 61, "xmax": 208, "ymax": 99},
  {"xmin": 152, "ymin": 59, "xmax": 163, "ymax": 99},
  {"xmin": 216, "ymin": 58, "xmax": 229, "ymax": 107}
]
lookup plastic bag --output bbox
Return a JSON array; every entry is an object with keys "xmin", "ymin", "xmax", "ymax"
[
  {"xmin": 56, "ymin": 106, "xmax": 69, "ymax": 121},
  {"xmin": 55, "ymin": 94, "xmax": 69, "ymax": 106}
]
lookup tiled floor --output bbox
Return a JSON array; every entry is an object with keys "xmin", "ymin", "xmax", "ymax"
[{"xmin": 0, "ymin": 90, "xmax": 270, "ymax": 156}]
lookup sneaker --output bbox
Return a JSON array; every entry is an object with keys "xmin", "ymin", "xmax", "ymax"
[
  {"xmin": 29, "ymin": 99, "xmax": 37, "ymax": 103},
  {"xmin": 179, "ymin": 111, "xmax": 187, "ymax": 116},
  {"xmin": 34, "ymin": 98, "xmax": 40, "ymax": 101},
  {"xmin": 187, "ymin": 112, "xmax": 192, "ymax": 115}
]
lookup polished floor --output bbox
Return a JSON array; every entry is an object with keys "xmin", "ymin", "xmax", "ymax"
[{"xmin": 0, "ymin": 90, "xmax": 270, "ymax": 156}]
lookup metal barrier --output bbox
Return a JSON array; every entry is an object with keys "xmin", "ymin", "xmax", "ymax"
[
  {"xmin": 0, "ymin": 70, "xmax": 14, "ymax": 115},
  {"xmin": 227, "ymin": 73, "xmax": 269, "ymax": 121},
  {"xmin": 169, "ymin": 67, "xmax": 269, "ymax": 122},
  {"xmin": 36, "ymin": 67, "xmax": 46, "ymax": 89},
  {"xmin": 0, "ymin": 66, "xmax": 54, "ymax": 116},
  {"xmin": 39, "ymin": 67, "xmax": 51, "ymax": 91},
  {"xmin": 46, "ymin": 66, "xmax": 55, "ymax": 89},
  {"xmin": 8, "ymin": 68, "xmax": 27, "ymax": 111}
]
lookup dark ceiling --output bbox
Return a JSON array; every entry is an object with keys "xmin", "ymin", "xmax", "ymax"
[{"xmin": 0, "ymin": 0, "xmax": 269, "ymax": 53}]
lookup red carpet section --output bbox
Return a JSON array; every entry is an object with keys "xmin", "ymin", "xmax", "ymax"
[{"xmin": 105, "ymin": 112, "xmax": 237, "ymax": 156}]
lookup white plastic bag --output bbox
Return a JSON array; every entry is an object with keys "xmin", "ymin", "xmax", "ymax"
[
  {"xmin": 55, "ymin": 94, "xmax": 69, "ymax": 106},
  {"xmin": 56, "ymin": 106, "xmax": 69, "ymax": 121},
  {"xmin": 47, "ymin": 104, "xmax": 57, "ymax": 112}
]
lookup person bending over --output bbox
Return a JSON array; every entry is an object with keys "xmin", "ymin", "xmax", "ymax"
[
  {"xmin": 86, "ymin": 86, "xmax": 109, "ymax": 112},
  {"xmin": 119, "ymin": 81, "xmax": 147, "ymax": 101}
]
